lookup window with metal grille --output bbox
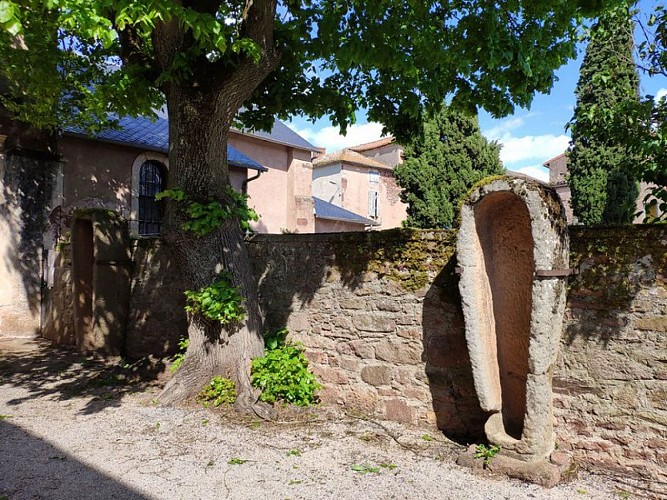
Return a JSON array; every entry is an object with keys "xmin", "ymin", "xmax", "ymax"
[{"xmin": 138, "ymin": 160, "xmax": 165, "ymax": 235}]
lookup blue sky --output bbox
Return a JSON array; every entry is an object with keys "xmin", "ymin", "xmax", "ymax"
[{"xmin": 288, "ymin": 3, "xmax": 666, "ymax": 182}]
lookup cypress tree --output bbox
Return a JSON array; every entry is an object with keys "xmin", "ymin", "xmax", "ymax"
[
  {"xmin": 568, "ymin": 5, "xmax": 641, "ymax": 225},
  {"xmin": 394, "ymin": 106, "xmax": 503, "ymax": 229}
]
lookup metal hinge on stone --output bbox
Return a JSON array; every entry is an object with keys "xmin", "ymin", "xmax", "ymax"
[
  {"xmin": 534, "ymin": 268, "xmax": 579, "ymax": 278},
  {"xmin": 453, "ymin": 266, "xmax": 578, "ymax": 278}
]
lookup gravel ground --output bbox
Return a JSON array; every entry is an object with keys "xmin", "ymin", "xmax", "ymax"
[{"xmin": 0, "ymin": 338, "xmax": 628, "ymax": 500}]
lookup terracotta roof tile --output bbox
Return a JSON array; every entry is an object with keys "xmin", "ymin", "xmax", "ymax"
[
  {"xmin": 349, "ymin": 136, "xmax": 395, "ymax": 152},
  {"xmin": 543, "ymin": 152, "xmax": 567, "ymax": 166},
  {"xmin": 313, "ymin": 148, "xmax": 389, "ymax": 169}
]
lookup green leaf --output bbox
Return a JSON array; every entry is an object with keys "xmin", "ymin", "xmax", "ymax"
[
  {"xmin": 228, "ymin": 458, "xmax": 247, "ymax": 465},
  {"xmin": 0, "ymin": 1, "xmax": 15, "ymax": 24}
]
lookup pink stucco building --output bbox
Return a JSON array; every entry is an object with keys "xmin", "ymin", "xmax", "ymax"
[{"xmin": 312, "ymin": 137, "xmax": 407, "ymax": 231}]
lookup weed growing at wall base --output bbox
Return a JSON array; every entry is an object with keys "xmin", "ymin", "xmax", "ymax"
[
  {"xmin": 197, "ymin": 376, "xmax": 237, "ymax": 407},
  {"xmin": 251, "ymin": 329, "xmax": 321, "ymax": 406},
  {"xmin": 474, "ymin": 444, "xmax": 501, "ymax": 466}
]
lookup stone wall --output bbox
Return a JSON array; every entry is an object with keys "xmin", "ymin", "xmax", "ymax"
[
  {"xmin": 248, "ymin": 226, "xmax": 666, "ymax": 490},
  {"xmin": 249, "ymin": 229, "xmax": 476, "ymax": 432},
  {"xmin": 0, "ymin": 147, "xmax": 61, "ymax": 337},
  {"xmin": 43, "ymin": 226, "xmax": 666, "ymax": 490},
  {"xmin": 42, "ymin": 237, "xmax": 186, "ymax": 358},
  {"xmin": 555, "ymin": 226, "xmax": 666, "ymax": 490},
  {"xmin": 125, "ymin": 238, "xmax": 187, "ymax": 358}
]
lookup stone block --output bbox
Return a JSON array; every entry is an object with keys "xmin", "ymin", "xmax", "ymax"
[
  {"xmin": 341, "ymin": 386, "xmax": 379, "ymax": 414},
  {"xmin": 634, "ymin": 316, "xmax": 667, "ymax": 332},
  {"xmin": 313, "ymin": 366, "xmax": 348, "ymax": 384},
  {"xmin": 352, "ymin": 314, "xmax": 395, "ymax": 334},
  {"xmin": 396, "ymin": 327, "xmax": 422, "ymax": 339},
  {"xmin": 403, "ymin": 386, "xmax": 431, "ymax": 403},
  {"xmin": 332, "ymin": 315, "xmax": 354, "ymax": 329},
  {"xmin": 361, "ymin": 365, "xmax": 392, "ymax": 386},
  {"xmin": 376, "ymin": 299, "xmax": 401, "ymax": 312},
  {"xmin": 338, "ymin": 298, "xmax": 366, "ymax": 310},
  {"xmin": 382, "ymin": 399, "xmax": 414, "ymax": 424},
  {"xmin": 348, "ymin": 340, "xmax": 375, "ymax": 359},
  {"xmin": 338, "ymin": 356, "xmax": 361, "ymax": 372},
  {"xmin": 375, "ymin": 339, "xmax": 422, "ymax": 365},
  {"xmin": 287, "ymin": 312, "xmax": 310, "ymax": 332},
  {"xmin": 304, "ymin": 350, "xmax": 327, "ymax": 365},
  {"xmin": 456, "ymin": 446, "xmax": 562, "ymax": 488}
]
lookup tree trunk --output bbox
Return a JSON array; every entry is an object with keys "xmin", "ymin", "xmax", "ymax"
[
  {"xmin": 150, "ymin": 0, "xmax": 280, "ymax": 412},
  {"xmin": 157, "ymin": 85, "xmax": 265, "ymax": 411}
]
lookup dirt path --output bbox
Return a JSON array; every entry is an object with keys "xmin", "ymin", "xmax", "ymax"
[{"xmin": 0, "ymin": 338, "xmax": 625, "ymax": 499}]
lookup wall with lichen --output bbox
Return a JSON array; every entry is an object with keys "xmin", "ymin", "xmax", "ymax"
[
  {"xmin": 248, "ymin": 226, "xmax": 666, "ymax": 491},
  {"xmin": 43, "ymin": 226, "xmax": 666, "ymax": 491},
  {"xmin": 555, "ymin": 226, "xmax": 666, "ymax": 492},
  {"xmin": 247, "ymin": 230, "xmax": 480, "ymax": 434}
]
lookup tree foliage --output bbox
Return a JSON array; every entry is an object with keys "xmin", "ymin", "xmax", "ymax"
[
  {"xmin": 0, "ymin": 0, "xmax": 623, "ymax": 405},
  {"xmin": 1, "ymin": 1, "xmax": 615, "ymax": 139},
  {"xmin": 610, "ymin": 3, "xmax": 667, "ymax": 189},
  {"xmin": 394, "ymin": 106, "xmax": 503, "ymax": 229},
  {"xmin": 582, "ymin": 3, "xmax": 667, "ymax": 222},
  {"xmin": 567, "ymin": 3, "xmax": 643, "ymax": 225}
]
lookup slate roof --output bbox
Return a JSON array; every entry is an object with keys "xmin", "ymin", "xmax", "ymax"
[
  {"xmin": 313, "ymin": 197, "xmax": 379, "ymax": 226},
  {"xmin": 313, "ymin": 149, "xmax": 389, "ymax": 170},
  {"xmin": 64, "ymin": 115, "xmax": 267, "ymax": 171},
  {"xmin": 234, "ymin": 118, "xmax": 317, "ymax": 151}
]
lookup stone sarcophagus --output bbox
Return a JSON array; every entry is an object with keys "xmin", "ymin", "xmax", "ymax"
[{"xmin": 457, "ymin": 177, "xmax": 569, "ymax": 462}]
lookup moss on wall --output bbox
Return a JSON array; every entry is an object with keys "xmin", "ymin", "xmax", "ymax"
[
  {"xmin": 327, "ymin": 228, "xmax": 457, "ymax": 292},
  {"xmin": 569, "ymin": 225, "xmax": 667, "ymax": 307}
]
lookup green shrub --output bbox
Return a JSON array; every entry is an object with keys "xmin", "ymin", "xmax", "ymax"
[
  {"xmin": 184, "ymin": 273, "xmax": 245, "ymax": 324},
  {"xmin": 169, "ymin": 338, "xmax": 189, "ymax": 373},
  {"xmin": 251, "ymin": 329, "xmax": 320, "ymax": 406},
  {"xmin": 474, "ymin": 444, "xmax": 500, "ymax": 466},
  {"xmin": 197, "ymin": 376, "xmax": 237, "ymax": 407}
]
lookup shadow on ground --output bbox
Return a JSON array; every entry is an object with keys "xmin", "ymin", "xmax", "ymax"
[
  {"xmin": 0, "ymin": 418, "xmax": 147, "ymax": 499},
  {"xmin": 0, "ymin": 338, "xmax": 166, "ymax": 415}
]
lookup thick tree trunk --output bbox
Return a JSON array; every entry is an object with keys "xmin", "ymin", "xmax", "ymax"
[
  {"xmin": 157, "ymin": 85, "xmax": 265, "ymax": 411},
  {"xmin": 150, "ymin": 0, "xmax": 280, "ymax": 412}
]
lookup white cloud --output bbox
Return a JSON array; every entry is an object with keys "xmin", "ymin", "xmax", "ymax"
[
  {"xmin": 511, "ymin": 165, "xmax": 550, "ymax": 183},
  {"xmin": 483, "ymin": 113, "xmax": 568, "ymax": 167},
  {"xmin": 294, "ymin": 122, "xmax": 385, "ymax": 152},
  {"xmin": 655, "ymin": 88, "xmax": 667, "ymax": 101},
  {"xmin": 496, "ymin": 134, "xmax": 570, "ymax": 166},
  {"xmin": 484, "ymin": 116, "xmax": 526, "ymax": 140}
]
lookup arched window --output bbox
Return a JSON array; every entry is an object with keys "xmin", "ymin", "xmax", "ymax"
[{"xmin": 138, "ymin": 160, "xmax": 166, "ymax": 235}]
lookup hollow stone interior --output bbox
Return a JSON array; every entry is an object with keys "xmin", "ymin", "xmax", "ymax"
[{"xmin": 474, "ymin": 191, "xmax": 534, "ymax": 439}]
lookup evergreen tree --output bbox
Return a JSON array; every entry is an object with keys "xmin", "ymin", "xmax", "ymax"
[
  {"xmin": 394, "ymin": 106, "xmax": 503, "ymax": 229},
  {"xmin": 568, "ymin": 5, "xmax": 641, "ymax": 225}
]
